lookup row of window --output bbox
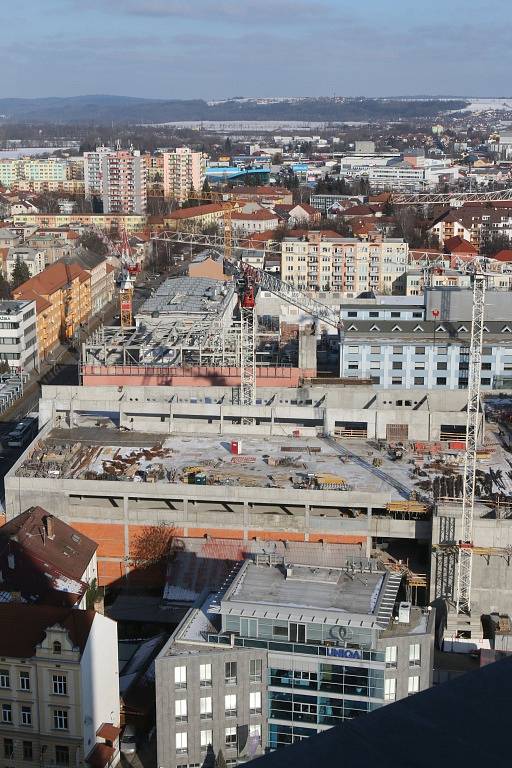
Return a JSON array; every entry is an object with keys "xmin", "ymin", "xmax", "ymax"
[
  {"xmin": 0, "ymin": 670, "xmax": 67, "ymax": 695},
  {"xmin": 3, "ymin": 739, "xmax": 69, "ymax": 765},
  {"xmin": 176, "ymin": 724, "xmax": 262, "ymax": 755},
  {"xmin": 1, "ymin": 704, "xmax": 68, "ymax": 730},
  {"xmin": 384, "ymin": 643, "xmax": 421, "ymax": 668},
  {"xmin": 174, "ymin": 660, "xmax": 262, "ymax": 688},
  {"xmin": 175, "ymin": 692, "xmax": 262, "ymax": 722}
]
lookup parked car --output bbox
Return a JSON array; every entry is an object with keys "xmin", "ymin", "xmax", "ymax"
[{"xmin": 120, "ymin": 725, "xmax": 137, "ymax": 755}]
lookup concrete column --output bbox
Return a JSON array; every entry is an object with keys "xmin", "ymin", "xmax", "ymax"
[
  {"xmin": 220, "ymin": 406, "xmax": 224, "ymax": 435},
  {"xmin": 69, "ymin": 398, "xmax": 75, "ymax": 428},
  {"xmin": 366, "ymin": 507, "xmax": 372, "ymax": 558},
  {"xmin": 169, "ymin": 404, "xmax": 173, "ymax": 434},
  {"xmin": 305, "ymin": 505, "xmax": 310, "ymax": 540},
  {"xmin": 270, "ymin": 408, "xmax": 274, "ymax": 436},
  {"xmin": 243, "ymin": 502, "xmax": 249, "ymax": 535},
  {"xmin": 123, "ymin": 495, "xmax": 130, "ymax": 577}
]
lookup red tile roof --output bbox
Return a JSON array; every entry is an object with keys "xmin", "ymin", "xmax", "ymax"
[
  {"xmin": 168, "ymin": 203, "xmax": 225, "ymax": 220},
  {"xmin": 13, "ymin": 260, "xmax": 89, "ymax": 298},
  {"xmin": 494, "ymin": 249, "xmax": 512, "ymax": 262},
  {"xmin": 0, "ymin": 604, "xmax": 95, "ymax": 658},
  {"xmin": 443, "ymin": 235, "xmax": 477, "ymax": 254}
]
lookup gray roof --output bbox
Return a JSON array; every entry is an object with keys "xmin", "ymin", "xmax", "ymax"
[
  {"xmin": 342, "ymin": 319, "xmax": 512, "ymax": 344},
  {"xmin": 221, "ymin": 560, "xmax": 395, "ymax": 628},
  {"xmin": 137, "ymin": 276, "xmax": 234, "ymax": 318}
]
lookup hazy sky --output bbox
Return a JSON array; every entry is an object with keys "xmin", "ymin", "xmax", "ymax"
[{"xmin": 2, "ymin": 0, "xmax": 511, "ymax": 99}]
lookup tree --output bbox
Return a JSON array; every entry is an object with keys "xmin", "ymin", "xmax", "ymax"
[
  {"xmin": 78, "ymin": 231, "xmax": 109, "ymax": 256},
  {"xmin": 214, "ymin": 749, "xmax": 227, "ymax": 768},
  {"xmin": 130, "ymin": 522, "xmax": 176, "ymax": 569},
  {"xmin": 202, "ymin": 178, "xmax": 211, "ymax": 195},
  {"xmin": 0, "ymin": 276, "xmax": 11, "ymax": 299},
  {"xmin": 10, "ymin": 256, "xmax": 31, "ymax": 290}
]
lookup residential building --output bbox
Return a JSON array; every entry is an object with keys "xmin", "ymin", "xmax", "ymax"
[
  {"xmin": 0, "ymin": 506, "xmax": 97, "ymax": 609},
  {"xmin": 274, "ymin": 203, "xmax": 321, "ymax": 227},
  {"xmin": 83, "ymin": 146, "xmax": 113, "ymax": 198},
  {"xmin": 163, "ymin": 147, "xmax": 207, "ymax": 201},
  {"xmin": 0, "ymin": 603, "xmax": 120, "ymax": 768},
  {"xmin": 25, "ymin": 233, "xmax": 73, "ymax": 266},
  {"xmin": 229, "ymin": 186, "xmax": 293, "ymax": 207},
  {"xmin": 11, "ymin": 213, "xmax": 147, "ymax": 234},
  {"xmin": 101, "ymin": 149, "xmax": 147, "ymax": 215},
  {"xmin": 281, "ymin": 232, "xmax": 409, "ymax": 294},
  {"xmin": 60, "ymin": 251, "xmax": 116, "ymax": 316},
  {"xmin": 165, "ymin": 203, "xmax": 228, "ymax": 232},
  {"xmin": 13, "ymin": 261, "xmax": 92, "ymax": 357},
  {"xmin": 188, "ymin": 250, "xmax": 228, "ymax": 281},
  {"xmin": 0, "ymin": 299, "xmax": 38, "ymax": 372},
  {"xmin": 6, "ymin": 246, "xmax": 46, "ymax": 281},
  {"xmin": 0, "ymin": 158, "xmax": 70, "ymax": 189},
  {"xmin": 231, "ymin": 209, "xmax": 279, "ymax": 235},
  {"xmin": 155, "ymin": 555, "xmax": 434, "ymax": 766}
]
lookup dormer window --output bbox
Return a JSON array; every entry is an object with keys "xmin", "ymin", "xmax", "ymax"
[{"xmin": 53, "ymin": 641, "xmax": 62, "ymax": 655}]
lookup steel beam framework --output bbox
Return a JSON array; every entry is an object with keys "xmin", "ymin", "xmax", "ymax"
[
  {"xmin": 392, "ymin": 188, "xmax": 512, "ymax": 205},
  {"xmin": 152, "ymin": 230, "xmax": 282, "ymax": 257},
  {"xmin": 240, "ymin": 306, "xmax": 256, "ymax": 420},
  {"xmin": 456, "ymin": 272, "xmax": 486, "ymax": 616}
]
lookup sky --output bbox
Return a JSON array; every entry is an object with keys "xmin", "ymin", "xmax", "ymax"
[{"xmin": 2, "ymin": 0, "xmax": 511, "ymax": 100}]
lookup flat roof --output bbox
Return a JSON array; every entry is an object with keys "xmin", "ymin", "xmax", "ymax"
[
  {"xmin": 220, "ymin": 559, "xmax": 399, "ymax": 628},
  {"xmin": 137, "ymin": 276, "xmax": 234, "ymax": 318},
  {"xmin": 16, "ymin": 429, "xmax": 418, "ymax": 498}
]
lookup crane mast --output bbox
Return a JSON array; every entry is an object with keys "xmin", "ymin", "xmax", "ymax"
[{"xmin": 456, "ymin": 271, "xmax": 486, "ymax": 615}]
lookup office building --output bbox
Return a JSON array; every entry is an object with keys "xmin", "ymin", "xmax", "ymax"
[
  {"xmin": 155, "ymin": 555, "xmax": 434, "ymax": 765},
  {"xmin": 0, "ymin": 299, "xmax": 38, "ymax": 372},
  {"xmin": 163, "ymin": 147, "xmax": 207, "ymax": 202}
]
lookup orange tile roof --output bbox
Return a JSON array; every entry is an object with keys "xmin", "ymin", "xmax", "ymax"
[
  {"xmin": 168, "ymin": 203, "xmax": 225, "ymax": 220},
  {"xmin": 14, "ymin": 261, "xmax": 89, "ymax": 297},
  {"xmin": 232, "ymin": 209, "xmax": 278, "ymax": 221},
  {"xmin": 13, "ymin": 286, "xmax": 52, "ymax": 314}
]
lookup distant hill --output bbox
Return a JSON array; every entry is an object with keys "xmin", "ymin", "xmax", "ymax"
[{"xmin": 0, "ymin": 95, "xmax": 469, "ymax": 124}]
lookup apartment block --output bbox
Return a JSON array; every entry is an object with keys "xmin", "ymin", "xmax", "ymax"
[
  {"xmin": 281, "ymin": 233, "xmax": 408, "ymax": 294},
  {"xmin": 6, "ymin": 246, "xmax": 46, "ymax": 282},
  {"xmin": 156, "ymin": 556, "xmax": 434, "ymax": 766},
  {"xmin": 83, "ymin": 146, "xmax": 113, "ymax": 198},
  {"xmin": 163, "ymin": 147, "xmax": 206, "ymax": 201},
  {"xmin": 101, "ymin": 150, "xmax": 147, "ymax": 215},
  {"xmin": 13, "ymin": 262, "xmax": 92, "ymax": 358},
  {"xmin": 0, "ymin": 604, "xmax": 120, "ymax": 768}
]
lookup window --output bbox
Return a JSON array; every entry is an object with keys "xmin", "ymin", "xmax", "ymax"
[
  {"xmin": 240, "ymin": 618, "xmax": 258, "ymax": 637},
  {"xmin": 436, "ymin": 377, "xmax": 447, "ymax": 385},
  {"xmin": 225, "ymin": 726, "xmax": 237, "ymax": 747},
  {"xmin": 250, "ymin": 659, "xmax": 262, "ymax": 683},
  {"xmin": 409, "ymin": 643, "xmax": 421, "ymax": 666},
  {"xmin": 175, "ymin": 732, "xmax": 187, "ymax": 754},
  {"xmin": 3, "ymin": 738, "xmax": 13, "ymax": 759},
  {"xmin": 21, "ymin": 706, "xmax": 32, "ymax": 726},
  {"xmin": 393, "ymin": 346, "xmax": 403, "ymax": 354},
  {"xmin": 0, "ymin": 670, "xmax": 10, "ymax": 688},
  {"xmin": 200, "ymin": 696, "xmax": 212, "ymax": 719},
  {"xmin": 19, "ymin": 671, "xmax": 30, "ymax": 691},
  {"xmin": 437, "ymin": 362, "xmax": 447, "ymax": 370},
  {"xmin": 289, "ymin": 623, "xmax": 306, "ymax": 643},
  {"xmin": 23, "ymin": 741, "xmax": 33, "ymax": 761},
  {"xmin": 384, "ymin": 678, "xmax": 396, "ymax": 701},
  {"xmin": 249, "ymin": 724, "xmax": 262, "ymax": 745},
  {"xmin": 55, "ymin": 745, "xmax": 69, "ymax": 766},
  {"xmin": 225, "ymin": 694, "xmax": 237, "ymax": 717},
  {"xmin": 53, "ymin": 641, "xmax": 62, "ymax": 654},
  {"xmin": 385, "ymin": 646, "xmax": 397, "ymax": 668},
  {"xmin": 414, "ymin": 377, "xmax": 424, "ymax": 385},
  {"xmin": 370, "ymin": 346, "xmax": 380, "ymax": 354},
  {"xmin": 175, "ymin": 666, "xmax": 186, "ymax": 689},
  {"xmin": 482, "ymin": 362, "xmax": 492, "ymax": 370},
  {"xmin": 391, "ymin": 377, "xmax": 402, "ymax": 385},
  {"xmin": 415, "ymin": 346, "xmax": 425, "ymax": 355},
  {"xmin": 53, "ymin": 709, "xmax": 68, "ymax": 730},
  {"xmin": 391, "ymin": 312, "xmax": 401, "ymax": 318},
  {"xmin": 175, "ymin": 699, "xmax": 187, "ymax": 722},
  {"xmin": 199, "ymin": 664, "xmax": 212, "ymax": 687},
  {"xmin": 225, "ymin": 662, "xmax": 237, "ymax": 685},
  {"xmin": 415, "ymin": 361, "xmax": 425, "ymax": 370},
  {"xmin": 200, "ymin": 730, "xmax": 212, "ymax": 751},
  {"xmin": 481, "ymin": 378, "xmax": 491, "ymax": 386},
  {"xmin": 249, "ymin": 691, "xmax": 262, "ymax": 714},
  {"xmin": 408, "ymin": 676, "xmax": 420, "ymax": 695},
  {"xmin": 52, "ymin": 674, "xmax": 67, "ymax": 695},
  {"xmin": 392, "ymin": 361, "xmax": 402, "ymax": 370},
  {"xmin": 2, "ymin": 704, "xmax": 12, "ymax": 723}
]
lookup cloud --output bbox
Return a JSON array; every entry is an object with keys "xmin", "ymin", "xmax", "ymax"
[{"xmin": 104, "ymin": 0, "xmax": 334, "ymax": 23}]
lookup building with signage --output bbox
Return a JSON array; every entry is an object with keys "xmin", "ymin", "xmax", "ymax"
[
  {"xmin": 155, "ymin": 555, "xmax": 434, "ymax": 766},
  {"xmin": 0, "ymin": 299, "xmax": 38, "ymax": 372}
]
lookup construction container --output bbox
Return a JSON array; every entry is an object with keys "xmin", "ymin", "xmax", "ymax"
[
  {"xmin": 449, "ymin": 441, "xmax": 466, "ymax": 451},
  {"xmin": 230, "ymin": 440, "xmax": 242, "ymax": 455}
]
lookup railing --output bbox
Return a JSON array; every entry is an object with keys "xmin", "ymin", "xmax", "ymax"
[{"xmin": 205, "ymin": 634, "xmax": 385, "ymax": 663}]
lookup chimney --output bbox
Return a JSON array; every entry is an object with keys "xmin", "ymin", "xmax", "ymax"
[{"xmin": 44, "ymin": 516, "xmax": 55, "ymax": 540}]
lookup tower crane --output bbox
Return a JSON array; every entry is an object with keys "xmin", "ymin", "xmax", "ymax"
[{"xmin": 118, "ymin": 229, "xmax": 135, "ymax": 329}]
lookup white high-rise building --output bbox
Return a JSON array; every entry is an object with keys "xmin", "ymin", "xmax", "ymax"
[
  {"xmin": 163, "ymin": 147, "xmax": 207, "ymax": 201},
  {"xmin": 83, "ymin": 146, "xmax": 113, "ymax": 198}
]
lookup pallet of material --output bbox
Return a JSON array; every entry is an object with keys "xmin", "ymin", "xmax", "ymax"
[{"xmin": 385, "ymin": 501, "xmax": 429, "ymax": 514}]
